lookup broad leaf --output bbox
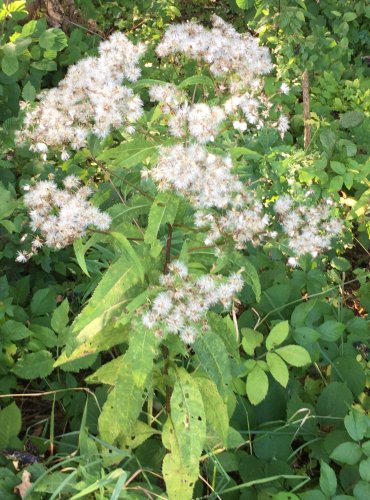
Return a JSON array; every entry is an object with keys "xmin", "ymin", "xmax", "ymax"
[
  {"xmin": 266, "ymin": 352, "xmax": 289, "ymax": 388},
  {"xmin": 266, "ymin": 321, "xmax": 289, "ymax": 351},
  {"xmin": 246, "ymin": 364, "xmax": 269, "ymax": 405},
  {"xmin": 0, "ymin": 403, "xmax": 22, "ymax": 448},
  {"xmin": 319, "ymin": 461, "xmax": 337, "ymax": 497},
  {"xmin": 12, "ymin": 350, "xmax": 54, "ymax": 379},
  {"xmin": 275, "ymin": 345, "xmax": 311, "ymax": 367}
]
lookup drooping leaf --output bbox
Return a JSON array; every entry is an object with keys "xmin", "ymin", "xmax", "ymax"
[
  {"xmin": 51, "ymin": 299, "xmax": 69, "ymax": 335},
  {"xmin": 97, "ymin": 136, "xmax": 158, "ymax": 168}
]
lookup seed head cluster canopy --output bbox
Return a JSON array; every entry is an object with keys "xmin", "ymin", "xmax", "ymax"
[{"xmin": 16, "ymin": 32, "xmax": 146, "ymax": 157}]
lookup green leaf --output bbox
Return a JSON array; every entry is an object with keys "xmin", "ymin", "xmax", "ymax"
[
  {"xmin": 193, "ymin": 330, "xmax": 232, "ymax": 398},
  {"xmin": 31, "ymin": 288, "xmax": 56, "ymax": 315},
  {"xmin": 319, "ymin": 461, "xmax": 337, "ymax": 497},
  {"xmin": 177, "ymin": 74, "xmax": 214, "ymax": 89},
  {"xmin": 344, "ymin": 410, "xmax": 368, "ymax": 441},
  {"xmin": 331, "ymin": 442, "xmax": 362, "ymax": 465},
  {"xmin": 0, "ymin": 403, "xmax": 22, "ymax": 448},
  {"xmin": 359, "ymin": 457, "xmax": 370, "ymax": 482},
  {"xmin": 1, "ymin": 320, "xmax": 32, "ymax": 341},
  {"xmin": 97, "ymin": 136, "xmax": 158, "ymax": 168},
  {"xmin": 330, "ymin": 161, "xmax": 346, "ymax": 175},
  {"xmin": 22, "ymin": 81, "xmax": 36, "ymax": 102},
  {"xmin": 98, "ymin": 328, "xmax": 160, "ymax": 442},
  {"xmin": 266, "ymin": 321, "xmax": 289, "ymax": 351},
  {"xmin": 195, "ymin": 376, "xmax": 229, "ymax": 446},
  {"xmin": 144, "ymin": 191, "xmax": 179, "ymax": 251},
  {"xmin": 86, "ymin": 355, "xmax": 124, "ymax": 385},
  {"xmin": 236, "ymin": 0, "xmax": 248, "ymax": 10},
  {"xmin": 353, "ymin": 480, "xmax": 370, "ymax": 500},
  {"xmin": 71, "ymin": 253, "xmax": 145, "ymax": 345},
  {"xmin": 275, "ymin": 345, "xmax": 311, "ymax": 367},
  {"xmin": 266, "ymin": 352, "xmax": 289, "ymax": 388},
  {"xmin": 111, "ymin": 232, "xmax": 144, "ymax": 282},
  {"xmin": 246, "ymin": 364, "xmax": 269, "ymax": 405},
  {"xmin": 241, "ymin": 259, "xmax": 261, "ymax": 302},
  {"xmin": 339, "ymin": 111, "xmax": 364, "ymax": 129},
  {"xmin": 51, "ymin": 299, "xmax": 69, "ymax": 334},
  {"xmin": 39, "ymin": 28, "xmax": 68, "ymax": 51},
  {"xmin": 331, "ymin": 256, "xmax": 351, "ymax": 271},
  {"xmin": 162, "ymin": 368, "xmax": 206, "ymax": 500},
  {"xmin": 73, "ymin": 238, "xmax": 90, "ymax": 276},
  {"xmin": 241, "ymin": 328, "xmax": 263, "ymax": 356},
  {"xmin": 2, "ymin": 55, "xmax": 19, "ymax": 76},
  {"xmin": 12, "ymin": 350, "xmax": 54, "ymax": 379},
  {"xmin": 230, "ymin": 146, "xmax": 262, "ymax": 161},
  {"xmin": 318, "ymin": 321, "xmax": 345, "ymax": 342},
  {"xmin": 328, "ymin": 175, "xmax": 343, "ymax": 193},
  {"xmin": 31, "ymin": 59, "xmax": 57, "ymax": 71}
]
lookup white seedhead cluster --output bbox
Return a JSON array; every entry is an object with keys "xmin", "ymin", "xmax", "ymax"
[
  {"xmin": 274, "ymin": 196, "xmax": 343, "ymax": 266},
  {"xmin": 154, "ymin": 15, "xmax": 288, "ymax": 137},
  {"xmin": 141, "ymin": 261, "xmax": 244, "ymax": 344},
  {"xmin": 16, "ymin": 176, "xmax": 111, "ymax": 262},
  {"xmin": 16, "ymin": 33, "xmax": 146, "ymax": 157}
]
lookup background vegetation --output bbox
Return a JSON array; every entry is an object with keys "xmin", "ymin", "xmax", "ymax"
[{"xmin": 0, "ymin": 0, "xmax": 369, "ymax": 498}]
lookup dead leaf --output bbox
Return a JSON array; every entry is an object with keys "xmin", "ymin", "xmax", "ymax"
[{"xmin": 14, "ymin": 470, "xmax": 32, "ymax": 499}]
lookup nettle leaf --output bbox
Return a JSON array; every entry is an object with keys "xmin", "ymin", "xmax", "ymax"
[
  {"xmin": 193, "ymin": 330, "xmax": 232, "ymax": 398},
  {"xmin": 195, "ymin": 376, "xmax": 229, "ymax": 446},
  {"xmin": 31, "ymin": 288, "xmax": 56, "ymax": 315},
  {"xmin": 12, "ymin": 350, "xmax": 54, "ymax": 379},
  {"xmin": 275, "ymin": 345, "xmax": 311, "ymax": 367},
  {"xmin": 246, "ymin": 363, "xmax": 269, "ymax": 405},
  {"xmin": 144, "ymin": 191, "xmax": 179, "ymax": 252},
  {"xmin": 162, "ymin": 368, "xmax": 206, "ymax": 500},
  {"xmin": 266, "ymin": 352, "xmax": 289, "ymax": 388},
  {"xmin": 0, "ymin": 403, "xmax": 22, "ymax": 448},
  {"xmin": 98, "ymin": 328, "xmax": 160, "ymax": 442},
  {"xmin": 266, "ymin": 321, "xmax": 289, "ymax": 351},
  {"xmin": 241, "ymin": 259, "xmax": 261, "ymax": 302},
  {"xmin": 330, "ymin": 442, "xmax": 363, "ymax": 465},
  {"xmin": 241, "ymin": 328, "xmax": 263, "ymax": 356},
  {"xmin": 319, "ymin": 460, "xmax": 337, "ymax": 497}
]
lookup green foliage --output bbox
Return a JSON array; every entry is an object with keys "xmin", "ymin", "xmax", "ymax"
[{"xmin": 0, "ymin": 0, "xmax": 368, "ymax": 499}]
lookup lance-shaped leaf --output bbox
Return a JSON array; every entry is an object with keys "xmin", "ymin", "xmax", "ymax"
[
  {"xmin": 162, "ymin": 369, "xmax": 206, "ymax": 500},
  {"xmin": 193, "ymin": 330, "xmax": 232, "ymax": 398},
  {"xmin": 144, "ymin": 191, "xmax": 179, "ymax": 252},
  {"xmin": 72, "ymin": 247, "xmax": 144, "ymax": 344},
  {"xmin": 275, "ymin": 345, "xmax": 311, "ymax": 367},
  {"xmin": 266, "ymin": 352, "xmax": 289, "ymax": 388},
  {"xmin": 98, "ymin": 327, "xmax": 160, "ymax": 443},
  {"xmin": 195, "ymin": 376, "xmax": 229, "ymax": 446},
  {"xmin": 97, "ymin": 136, "xmax": 159, "ymax": 168}
]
